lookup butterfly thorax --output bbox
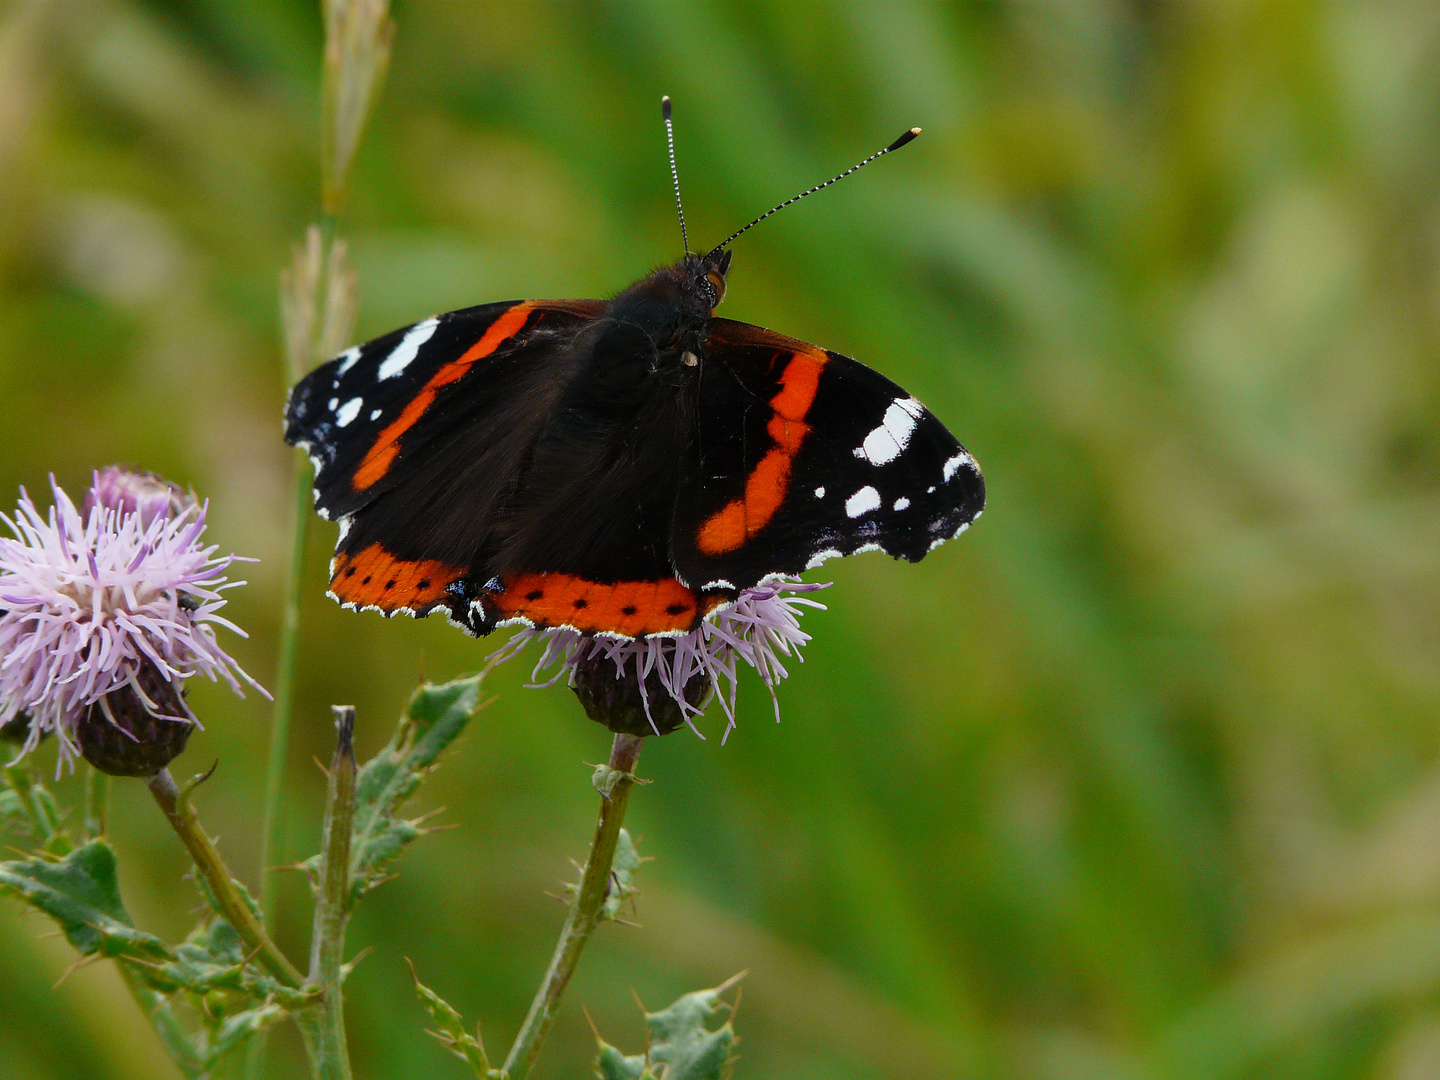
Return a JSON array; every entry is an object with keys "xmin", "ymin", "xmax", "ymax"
[{"xmin": 606, "ymin": 253, "xmax": 729, "ymax": 358}]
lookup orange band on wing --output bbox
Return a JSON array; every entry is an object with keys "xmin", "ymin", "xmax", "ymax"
[
  {"xmin": 330, "ymin": 543, "xmax": 464, "ymax": 611},
  {"xmin": 697, "ymin": 347, "xmax": 827, "ymax": 555},
  {"xmin": 492, "ymin": 573, "xmax": 726, "ymax": 636},
  {"xmin": 353, "ymin": 303, "xmax": 535, "ymax": 491}
]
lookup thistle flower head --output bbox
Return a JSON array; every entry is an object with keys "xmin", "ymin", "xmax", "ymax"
[
  {"xmin": 0, "ymin": 472, "xmax": 266, "ymax": 772},
  {"xmin": 83, "ymin": 465, "xmax": 193, "ymax": 528},
  {"xmin": 492, "ymin": 577, "xmax": 828, "ymax": 741}
]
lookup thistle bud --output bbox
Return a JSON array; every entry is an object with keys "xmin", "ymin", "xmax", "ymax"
[
  {"xmin": 0, "ymin": 709, "xmax": 34, "ymax": 746},
  {"xmin": 74, "ymin": 661, "xmax": 193, "ymax": 777},
  {"xmin": 571, "ymin": 649, "xmax": 710, "ymax": 737},
  {"xmin": 494, "ymin": 578, "xmax": 829, "ymax": 742}
]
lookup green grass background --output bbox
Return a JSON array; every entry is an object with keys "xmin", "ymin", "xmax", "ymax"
[{"xmin": 2, "ymin": 2, "xmax": 1439, "ymax": 1078}]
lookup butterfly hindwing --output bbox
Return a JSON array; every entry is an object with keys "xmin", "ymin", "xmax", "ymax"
[{"xmin": 671, "ymin": 318, "xmax": 984, "ymax": 591}]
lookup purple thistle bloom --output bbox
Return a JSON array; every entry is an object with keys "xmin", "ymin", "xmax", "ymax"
[
  {"xmin": 83, "ymin": 465, "xmax": 193, "ymax": 529},
  {"xmin": 490, "ymin": 576, "xmax": 829, "ymax": 741},
  {"xmin": 0, "ymin": 473, "xmax": 267, "ymax": 770}
]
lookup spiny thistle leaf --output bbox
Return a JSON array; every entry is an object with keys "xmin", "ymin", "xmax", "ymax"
[
  {"xmin": 0, "ymin": 839, "xmax": 169, "ymax": 960},
  {"xmin": 3, "ymin": 763, "xmax": 72, "ymax": 854},
  {"xmin": 593, "ymin": 978, "xmax": 742, "ymax": 1080},
  {"xmin": 407, "ymin": 959, "xmax": 502, "ymax": 1078},
  {"xmin": 0, "ymin": 787, "xmax": 24, "ymax": 829},
  {"xmin": 202, "ymin": 1001, "xmax": 289, "ymax": 1065},
  {"xmin": 598, "ymin": 828, "xmax": 643, "ymax": 922},
  {"xmin": 0, "ymin": 839, "xmax": 304, "ymax": 1006},
  {"xmin": 595, "ymin": 1041, "xmax": 654, "ymax": 1080},
  {"xmin": 311, "ymin": 671, "xmax": 486, "ymax": 906}
]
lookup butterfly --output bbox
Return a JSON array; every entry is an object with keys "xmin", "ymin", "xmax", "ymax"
[{"xmin": 284, "ymin": 102, "xmax": 984, "ymax": 640}]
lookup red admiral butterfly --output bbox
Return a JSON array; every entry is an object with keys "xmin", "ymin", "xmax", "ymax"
[{"xmin": 285, "ymin": 100, "xmax": 984, "ymax": 639}]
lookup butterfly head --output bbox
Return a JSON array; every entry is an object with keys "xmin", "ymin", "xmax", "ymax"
[
  {"xmin": 607, "ymin": 249, "xmax": 731, "ymax": 369},
  {"xmin": 689, "ymin": 247, "xmax": 732, "ymax": 311}
]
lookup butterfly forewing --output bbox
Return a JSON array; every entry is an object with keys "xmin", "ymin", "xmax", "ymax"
[
  {"xmin": 286, "ymin": 301, "xmax": 602, "ymax": 521},
  {"xmin": 671, "ymin": 318, "xmax": 984, "ymax": 591}
]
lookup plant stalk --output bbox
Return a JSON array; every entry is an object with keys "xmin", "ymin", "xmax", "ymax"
[
  {"xmin": 502, "ymin": 733, "xmax": 645, "ymax": 1079},
  {"xmin": 295, "ymin": 706, "xmax": 358, "ymax": 1080},
  {"xmin": 117, "ymin": 962, "xmax": 206, "ymax": 1080},
  {"xmin": 147, "ymin": 768, "xmax": 307, "ymax": 989},
  {"xmin": 83, "ymin": 766, "xmax": 109, "ymax": 838},
  {"xmin": 257, "ymin": 462, "xmax": 312, "ymax": 922}
]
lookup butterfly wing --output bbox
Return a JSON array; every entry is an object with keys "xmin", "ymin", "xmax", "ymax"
[
  {"xmin": 286, "ymin": 303, "xmax": 983, "ymax": 639},
  {"xmin": 671, "ymin": 318, "xmax": 984, "ymax": 591},
  {"xmin": 284, "ymin": 299, "xmax": 604, "ymax": 622}
]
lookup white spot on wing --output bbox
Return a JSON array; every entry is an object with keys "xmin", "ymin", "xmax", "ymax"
[
  {"xmin": 854, "ymin": 398, "xmax": 922, "ymax": 466},
  {"xmin": 943, "ymin": 450, "xmax": 974, "ymax": 481},
  {"xmin": 370, "ymin": 408, "xmax": 382, "ymax": 420},
  {"xmin": 894, "ymin": 497, "xmax": 911, "ymax": 511},
  {"xmin": 336, "ymin": 346, "xmax": 361, "ymax": 377},
  {"xmin": 702, "ymin": 579, "xmax": 736, "ymax": 590},
  {"xmin": 377, "ymin": 317, "xmax": 439, "ymax": 380},
  {"xmin": 814, "ymin": 486, "xmax": 825, "ymax": 498},
  {"xmin": 335, "ymin": 397, "xmax": 364, "ymax": 427},
  {"xmin": 846, "ymin": 486, "xmax": 881, "ymax": 518},
  {"xmin": 327, "ymin": 397, "xmax": 339, "ymax": 410}
]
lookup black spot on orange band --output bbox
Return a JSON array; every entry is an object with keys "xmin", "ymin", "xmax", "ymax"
[
  {"xmin": 491, "ymin": 572, "xmax": 727, "ymax": 636},
  {"xmin": 331, "ymin": 543, "xmax": 465, "ymax": 612}
]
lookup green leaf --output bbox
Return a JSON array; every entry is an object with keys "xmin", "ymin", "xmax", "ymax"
[
  {"xmin": 598, "ymin": 828, "xmax": 642, "ymax": 922},
  {"xmin": 3, "ymin": 762, "xmax": 72, "ymax": 853},
  {"xmin": 313, "ymin": 671, "xmax": 487, "ymax": 905},
  {"xmin": 202, "ymin": 1001, "xmax": 289, "ymax": 1066},
  {"xmin": 408, "ymin": 959, "xmax": 501, "ymax": 1078},
  {"xmin": 595, "ymin": 1041, "xmax": 654, "ymax": 1080},
  {"xmin": 0, "ymin": 839, "xmax": 169, "ymax": 961},
  {"xmin": 593, "ymin": 978, "xmax": 742, "ymax": 1080},
  {"xmin": 0, "ymin": 836, "xmax": 299, "ymax": 1006},
  {"xmin": 0, "ymin": 788, "xmax": 23, "ymax": 829},
  {"xmin": 147, "ymin": 916, "xmax": 311, "ymax": 1006}
]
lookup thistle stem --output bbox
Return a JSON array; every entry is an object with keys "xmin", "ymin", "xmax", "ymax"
[
  {"xmin": 502, "ymin": 732, "xmax": 645, "ymax": 1079},
  {"xmin": 257, "ymin": 461, "xmax": 312, "ymax": 920},
  {"xmin": 295, "ymin": 707, "xmax": 358, "ymax": 1080},
  {"xmin": 117, "ymin": 962, "xmax": 205, "ymax": 1080},
  {"xmin": 147, "ymin": 768, "xmax": 307, "ymax": 989},
  {"xmin": 83, "ymin": 766, "xmax": 109, "ymax": 838}
]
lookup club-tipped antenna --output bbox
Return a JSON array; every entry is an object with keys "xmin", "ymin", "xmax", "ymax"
[
  {"xmin": 706, "ymin": 127, "xmax": 921, "ymax": 256},
  {"xmin": 661, "ymin": 96, "xmax": 689, "ymax": 255}
]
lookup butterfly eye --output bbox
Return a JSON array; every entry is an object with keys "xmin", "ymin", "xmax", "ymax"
[{"xmin": 705, "ymin": 271, "xmax": 727, "ymax": 308}]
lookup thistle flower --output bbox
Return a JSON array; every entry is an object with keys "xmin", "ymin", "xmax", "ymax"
[
  {"xmin": 83, "ymin": 465, "xmax": 192, "ymax": 528},
  {"xmin": 0, "ymin": 472, "xmax": 265, "ymax": 774},
  {"xmin": 492, "ymin": 577, "xmax": 828, "ymax": 741}
]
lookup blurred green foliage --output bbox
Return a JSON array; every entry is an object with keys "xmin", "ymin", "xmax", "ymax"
[{"xmin": 1, "ymin": 2, "xmax": 1438, "ymax": 1078}]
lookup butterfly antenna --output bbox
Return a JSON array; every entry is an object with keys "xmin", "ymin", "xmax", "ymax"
[
  {"xmin": 662, "ymin": 95, "xmax": 690, "ymax": 255},
  {"xmin": 707, "ymin": 127, "xmax": 921, "ymax": 256}
]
